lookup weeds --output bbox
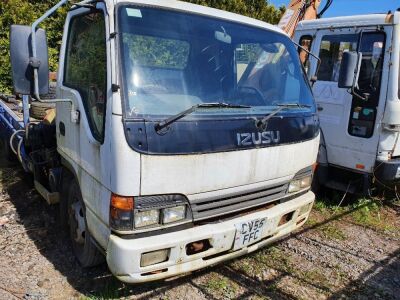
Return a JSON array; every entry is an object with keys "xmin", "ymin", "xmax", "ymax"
[
  {"xmin": 350, "ymin": 198, "xmax": 398, "ymax": 234},
  {"xmin": 257, "ymin": 246, "xmax": 295, "ymax": 274},
  {"xmin": 318, "ymin": 223, "xmax": 347, "ymax": 240},
  {"xmin": 80, "ymin": 280, "xmax": 124, "ymax": 300},
  {"xmin": 314, "ymin": 194, "xmax": 398, "ymax": 236},
  {"xmin": 301, "ymin": 269, "xmax": 329, "ymax": 287},
  {"xmin": 203, "ymin": 273, "xmax": 240, "ymax": 299}
]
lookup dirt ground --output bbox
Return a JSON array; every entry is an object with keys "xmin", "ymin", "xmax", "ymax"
[{"xmin": 0, "ymin": 158, "xmax": 399, "ymax": 300}]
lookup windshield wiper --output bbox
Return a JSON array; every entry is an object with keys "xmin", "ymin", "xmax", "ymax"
[
  {"xmin": 255, "ymin": 103, "xmax": 312, "ymax": 131},
  {"xmin": 155, "ymin": 102, "xmax": 251, "ymax": 133}
]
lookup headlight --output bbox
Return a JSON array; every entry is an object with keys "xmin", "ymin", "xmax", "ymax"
[
  {"xmin": 135, "ymin": 209, "xmax": 160, "ymax": 228},
  {"xmin": 110, "ymin": 194, "xmax": 192, "ymax": 231},
  {"xmin": 288, "ymin": 175, "xmax": 312, "ymax": 193},
  {"xmin": 163, "ymin": 205, "xmax": 186, "ymax": 224},
  {"xmin": 288, "ymin": 180, "xmax": 301, "ymax": 193},
  {"xmin": 300, "ymin": 176, "xmax": 312, "ymax": 188}
]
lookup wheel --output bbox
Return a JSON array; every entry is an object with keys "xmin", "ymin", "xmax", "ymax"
[
  {"xmin": 30, "ymin": 101, "xmax": 55, "ymax": 120},
  {"xmin": 67, "ymin": 180, "xmax": 104, "ymax": 267},
  {"xmin": 59, "ymin": 170, "xmax": 73, "ymax": 232}
]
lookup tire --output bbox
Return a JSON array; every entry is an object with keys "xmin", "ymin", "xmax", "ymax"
[
  {"xmin": 67, "ymin": 180, "xmax": 104, "ymax": 267},
  {"xmin": 59, "ymin": 170, "xmax": 73, "ymax": 232},
  {"xmin": 30, "ymin": 101, "xmax": 55, "ymax": 120}
]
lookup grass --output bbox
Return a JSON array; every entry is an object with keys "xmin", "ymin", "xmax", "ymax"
[
  {"xmin": 80, "ymin": 280, "xmax": 124, "ymax": 300},
  {"xmin": 255, "ymin": 246, "xmax": 295, "ymax": 274},
  {"xmin": 301, "ymin": 269, "xmax": 326, "ymax": 283},
  {"xmin": 313, "ymin": 193, "xmax": 398, "ymax": 236},
  {"xmin": 349, "ymin": 198, "xmax": 398, "ymax": 234},
  {"xmin": 202, "ymin": 272, "xmax": 240, "ymax": 299},
  {"xmin": 318, "ymin": 223, "xmax": 347, "ymax": 240}
]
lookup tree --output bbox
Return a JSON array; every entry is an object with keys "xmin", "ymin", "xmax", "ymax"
[
  {"xmin": 0, "ymin": 0, "xmax": 284, "ymax": 93},
  {"xmin": 0, "ymin": 0, "xmax": 68, "ymax": 93},
  {"xmin": 186, "ymin": 0, "xmax": 285, "ymax": 23}
]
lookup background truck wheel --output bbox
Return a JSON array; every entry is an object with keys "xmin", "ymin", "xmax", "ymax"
[
  {"xmin": 30, "ymin": 102, "xmax": 55, "ymax": 120},
  {"xmin": 67, "ymin": 180, "xmax": 104, "ymax": 267}
]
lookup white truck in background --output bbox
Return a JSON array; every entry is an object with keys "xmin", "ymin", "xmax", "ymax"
[
  {"xmin": 2, "ymin": 0, "xmax": 319, "ymax": 283},
  {"xmin": 294, "ymin": 10, "xmax": 400, "ymax": 194}
]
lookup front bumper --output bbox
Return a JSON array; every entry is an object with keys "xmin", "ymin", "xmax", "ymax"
[{"xmin": 106, "ymin": 191, "xmax": 315, "ymax": 283}]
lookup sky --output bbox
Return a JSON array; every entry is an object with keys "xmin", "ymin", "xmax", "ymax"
[{"xmin": 268, "ymin": 0, "xmax": 399, "ymax": 17}]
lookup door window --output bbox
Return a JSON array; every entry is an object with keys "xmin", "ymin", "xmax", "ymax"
[
  {"xmin": 298, "ymin": 35, "xmax": 313, "ymax": 74},
  {"xmin": 348, "ymin": 32, "xmax": 385, "ymax": 138},
  {"xmin": 317, "ymin": 34, "xmax": 358, "ymax": 82},
  {"xmin": 317, "ymin": 32, "xmax": 385, "ymax": 138},
  {"xmin": 64, "ymin": 11, "xmax": 107, "ymax": 143}
]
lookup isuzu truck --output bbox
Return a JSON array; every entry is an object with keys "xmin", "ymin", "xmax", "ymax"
[{"xmin": 1, "ymin": 0, "xmax": 319, "ymax": 283}]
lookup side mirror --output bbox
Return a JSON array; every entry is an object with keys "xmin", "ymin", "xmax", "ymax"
[
  {"xmin": 10, "ymin": 25, "xmax": 49, "ymax": 95},
  {"xmin": 338, "ymin": 51, "xmax": 362, "ymax": 89}
]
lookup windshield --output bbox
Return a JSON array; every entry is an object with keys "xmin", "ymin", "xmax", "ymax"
[{"xmin": 118, "ymin": 6, "xmax": 315, "ymax": 119}]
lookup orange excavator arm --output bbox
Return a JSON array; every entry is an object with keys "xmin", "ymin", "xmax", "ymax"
[
  {"xmin": 278, "ymin": 0, "xmax": 332, "ymax": 38},
  {"xmin": 278, "ymin": 0, "xmax": 332, "ymax": 64}
]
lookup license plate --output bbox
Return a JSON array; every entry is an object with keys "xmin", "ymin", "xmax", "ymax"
[{"xmin": 233, "ymin": 218, "xmax": 267, "ymax": 250}]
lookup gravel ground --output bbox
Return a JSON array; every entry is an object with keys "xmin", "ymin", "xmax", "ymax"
[{"xmin": 0, "ymin": 158, "xmax": 399, "ymax": 300}]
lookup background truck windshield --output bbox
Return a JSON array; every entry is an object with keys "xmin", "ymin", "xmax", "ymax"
[{"xmin": 118, "ymin": 6, "xmax": 314, "ymax": 118}]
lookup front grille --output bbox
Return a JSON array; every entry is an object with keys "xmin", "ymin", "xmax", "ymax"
[{"xmin": 190, "ymin": 183, "xmax": 288, "ymax": 221}]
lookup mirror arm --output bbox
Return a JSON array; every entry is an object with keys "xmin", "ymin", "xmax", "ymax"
[
  {"xmin": 30, "ymin": 0, "xmax": 80, "ymax": 122},
  {"xmin": 293, "ymin": 41, "xmax": 321, "ymax": 81},
  {"xmin": 349, "ymin": 51, "xmax": 368, "ymax": 101},
  {"xmin": 349, "ymin": 87, "xmax": 369, "ymax": 102}
]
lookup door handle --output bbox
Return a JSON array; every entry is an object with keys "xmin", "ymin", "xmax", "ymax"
[{"xmin": 59, "ymin": 121, "xmax": 65, "ymax": 136}]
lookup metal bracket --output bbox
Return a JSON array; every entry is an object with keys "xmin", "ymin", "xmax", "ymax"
[
  {"xmin": 29, "ymin": 57, "xmax": 41, "ymax": 69},
  {"xmin": 34, "ymin": 180, "xmax": 60, "ymax": 205}
]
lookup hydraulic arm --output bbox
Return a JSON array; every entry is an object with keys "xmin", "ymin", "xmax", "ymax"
[{"xmin": 278, "ymin": 0, "xmax": 333, "ymax": 37}]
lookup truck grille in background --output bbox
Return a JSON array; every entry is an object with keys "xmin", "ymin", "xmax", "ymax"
[{"xmin": 191, "ymin": 183, "xmax": 288, "ymax": 221}]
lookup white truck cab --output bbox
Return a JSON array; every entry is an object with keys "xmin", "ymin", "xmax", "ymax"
[
  {"xmin": 295, "ymin": 11, "xmax": 400, "ymax": 193},
  {"xmin": 7, "ymin": 0, "xmax": 319, "ymax": 283}
]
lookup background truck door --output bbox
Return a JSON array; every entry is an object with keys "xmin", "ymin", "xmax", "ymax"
[{"xmin": 305, "ymin": 29, "xmax": 388, "ymax": 172}]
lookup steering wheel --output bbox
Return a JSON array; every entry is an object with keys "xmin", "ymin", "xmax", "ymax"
[{"xmin": 236, "ymin": 86, "xmax": 266, "ymax": 106}]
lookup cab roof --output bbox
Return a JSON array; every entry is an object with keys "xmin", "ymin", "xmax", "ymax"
[{"xmin": 297, "ymin": 10, "xmax": 400, "ymax": 31}]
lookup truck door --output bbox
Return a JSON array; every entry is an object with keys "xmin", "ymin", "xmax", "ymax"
[
  {"xmin": 56, "ymin": 4, "xmax": 112, "ymax": 196},
  {"xmin": 307, "ymin": 29, "xmax": 387, "ymax": 172}
]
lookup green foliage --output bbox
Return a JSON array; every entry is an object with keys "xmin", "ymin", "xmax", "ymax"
[
  {"xmin": 65, "ymin": 13, "xmax": 106, "ymax": 90},
  {"xmin": 318, "ymin": 222, "xmax": 347, "ymax": 240},
  {"xmin": 0, "ymin": 0, "xmax": 284, "ymax": 94},
  {"xmin": 0, "ymin": 0, "xmax": 70, "ymax": 93},
  {"xmin": 186, "ymin": 0, "xmax": 285, "ymax": 24},
  {"xmin": 123, "ymin": 33, "xmax": 190, "ymax": 69}
]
